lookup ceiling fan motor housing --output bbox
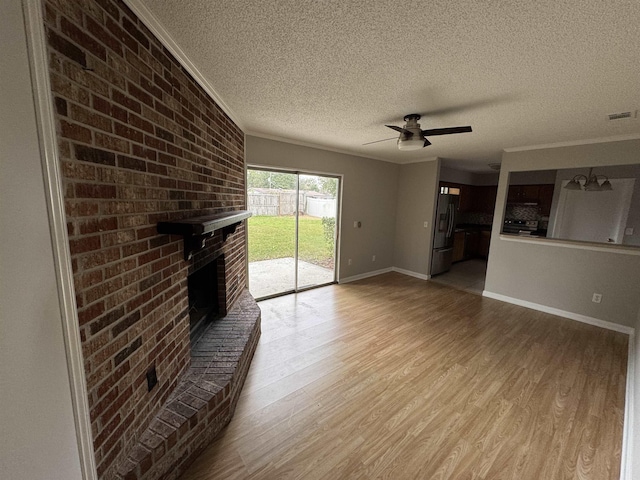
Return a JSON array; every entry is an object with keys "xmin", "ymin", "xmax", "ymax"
[
  {"xmin": 404, "ymin": 113, "xmax": 421, "ymax": 124},
  {"xmin": 381, "ymin": 113, "xmax": 470, "ymax": 150},
  {"xmin": 398, "ymin": 114, "xmax": 426, "ymax": 150}
]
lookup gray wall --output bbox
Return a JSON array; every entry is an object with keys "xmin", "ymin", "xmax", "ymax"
[
  {"xmin": 394, "ymin": 160, "xmax": 440, "ymax": 276},
  {"xmin": 486, "ymin": 139, "xmax": 640, "ymax": 328},
  {"xmin": 440, "ymin": 166, "xmax": 475, "ymax": 185},
  {"xmin": 0, "ymin": 1, "xmax": 84, "ymax": 477},
  {"xmin": 440, "ymin": 166, "xmax": 499, "ymax": 186},
  {"xmin": 246, "ymin": 136, "xmax": 400, "ymax": 280},
  {"xmin": 509, "ymin": 169, "xmax": 557, "ymax": 185}
]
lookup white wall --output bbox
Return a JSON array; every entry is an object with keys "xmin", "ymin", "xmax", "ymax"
[
  {"xmin": 393, "ymin": 160, "xmax": 440, "ymax": 276},
  {"xmin": 0, "ymin": 1, "xmax": 84, "ymax": 478},
  {"xmin": 246, "ymin": 136, "xmax": 399, "ymax": 280},
  {"xmin": 546, "ymin": 164, "xmax": 640, "ymax": 247},
  {"xmin": 486, "ymin": 139, "xmax": 640, "ymax": 328}
]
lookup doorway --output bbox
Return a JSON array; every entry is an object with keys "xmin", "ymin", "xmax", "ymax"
[
  {"xmin": 247, "ymin": 168, "xmax": 340, "ymax": 299},
  {"xmin": 429, "ymin": 182, "xmax": 495, "ymax": 295}
]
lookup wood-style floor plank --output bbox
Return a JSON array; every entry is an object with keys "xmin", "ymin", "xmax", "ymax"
[{"xmin": 179, "ymin": 273, "xmax": 628, "ymax": 480}]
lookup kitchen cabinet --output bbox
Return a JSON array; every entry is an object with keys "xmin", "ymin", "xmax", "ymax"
[
  {"xmin": 458, "ymin": 184, "xmax": 474, "ymax": 213},
  {"xmin": 440, "ymin": 182, "xmax": 496, "ymax": 214},
  {"xmin": 452, "ymin": 227, "xmax": 491, "ymax": 260},
  {"xmin": 538, "ymin": 184, "xmax": 554, "ymax": 215},
  {"xmin": 464, "ymin": 230, "xmax": 480, "ymax": 259},
  {"xmin": 478, "ymin": 231, "xmax": 491, "ymax": 258},
  {"xmin": 472, "ymin": 186, "xmax": 498, "ymax": 214},
  {"xmin": 508, "ymin": 185, "xmax": 540, "ymax": 203},
  {"xmin": 453, "ymin": 231, "xmax": 465, "ymax": 262},
  {"xmin": 507, "ymin": 184, "xmax": 555, "ymax": 214}
]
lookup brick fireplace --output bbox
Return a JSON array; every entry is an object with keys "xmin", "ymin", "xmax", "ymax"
[{"xmin": 43, "ymin": 0, "xmax": 260, "ymax": 478}]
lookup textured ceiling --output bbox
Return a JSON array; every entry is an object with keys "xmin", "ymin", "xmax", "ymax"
[{"xmin": 138, "ymin": 0, "xmax": 640, "ymax": 171}]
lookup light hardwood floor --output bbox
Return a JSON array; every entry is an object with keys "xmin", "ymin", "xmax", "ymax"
[{"xmin": 179, "ymin": 272, "xmax": 628, "ymax": 480}]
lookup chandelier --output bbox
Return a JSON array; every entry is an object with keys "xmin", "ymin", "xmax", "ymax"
[{"xmin": 564, "ymin": 168, "xmax": 613, "ymax": 191}]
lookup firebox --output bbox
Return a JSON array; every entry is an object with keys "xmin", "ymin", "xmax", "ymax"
[{"xmin": 188, "ymin": 256, "xmax": 224, "ymax": 343}]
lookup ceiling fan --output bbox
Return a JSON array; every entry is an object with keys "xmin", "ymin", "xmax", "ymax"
[{"xmin": 366, "ymin": 114, "xmax": 472, "ymax": 151}]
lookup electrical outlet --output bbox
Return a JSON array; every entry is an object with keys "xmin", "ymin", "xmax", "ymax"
[
  {"xmin": 146, "ymin": 365, "xmax": 158, "ymax": 392},
  {"xmin": 372, "ymin": 255, "xmax": 376, "ymax": 262},
  {"xmin": 353, "ymin": 221, "xmax": 358, "ymax": 228},
  {"xmin": 348, "ymin": 258, "xmax": 352, "ymax": 265},
  {"xmin": 424, "ymin": 221, "xmax": 428, "ymax": 228},
  {"xmin": 592, "ymin": 293, "xmax": 602, "ymax": 304}
]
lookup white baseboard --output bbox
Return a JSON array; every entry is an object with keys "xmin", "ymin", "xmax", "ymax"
[
  {"xmin": 340, "ymin": 274, "xmax": 637, "ymax": 479},
  {"xmin": 621, "ymin": 331, "xmax": 635, "ymax": 480},
  {"xmin": 339, "ymin": 268, "xmax": 393, "ymax": 284},
  {"xmin": 482, "ymin": 290, "xmax": 635, "ymax": 335},
  {"xmin": 483, "ymin": 291, "xmax": 637, "ymax": 480},
  {"xmin": 339, "ymin": 266, "xmax": 431, "ymax": 284},
  {"xmin": 391, "ymin": 267, "xmax": 430, "ymax": 280}
]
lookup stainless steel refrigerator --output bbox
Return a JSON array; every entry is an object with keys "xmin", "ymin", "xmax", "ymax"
[{"xmin": 431, "ymin": 193, "xmax": 459, "ymax": 276}]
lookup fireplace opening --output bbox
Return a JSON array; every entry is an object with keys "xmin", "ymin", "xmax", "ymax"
[{"xmin": 188, "ymin": 256, "xmax": 224, "ymax": 344}]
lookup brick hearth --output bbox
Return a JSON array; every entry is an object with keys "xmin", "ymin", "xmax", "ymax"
[
  {"xmin": 118, "ymin": 291, "xmax": 260, "ymax": 479},
  {"xmin": 42, "ymin": 0, "xmax": 259, "ymax": 477}
]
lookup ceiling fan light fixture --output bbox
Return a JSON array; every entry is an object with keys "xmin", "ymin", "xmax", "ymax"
[
  {"xmin": 379, "ymin": 113, "xmax": 472, "ymax": 151},
  {"xmin": 397, "ymin": 135, "xmax": 425, "ymax": 151},
  {"xmin": 397, "ymin": 115, "xmax": 426, "ymax": 150}
]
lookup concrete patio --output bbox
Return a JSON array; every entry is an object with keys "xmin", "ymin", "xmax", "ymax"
[{"xmin": 249, "ymin": 257, "xmax": 335, "ymax": 299}]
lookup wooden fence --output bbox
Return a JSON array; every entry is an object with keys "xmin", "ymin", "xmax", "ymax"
[
  {"xmin": 248, "ymin": 189, "xmax": 336, "ymax": 217},
  {"xmin": 248, "ymin": 190, "xmax": 301, "ymax": 216}
]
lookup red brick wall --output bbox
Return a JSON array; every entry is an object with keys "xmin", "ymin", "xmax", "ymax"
[{"xmin": 43, "ymin": 0, "xmax": 247, "ymax": 477}]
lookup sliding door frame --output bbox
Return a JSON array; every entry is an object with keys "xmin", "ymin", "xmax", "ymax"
[{"xmin": 246, "ymin": 165, "xmax": 342, "ymax": 299}]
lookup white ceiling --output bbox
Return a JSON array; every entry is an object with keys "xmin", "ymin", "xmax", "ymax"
[{"xmin": 137, "ymin": 0, "xmax": 640, "ymax": 171}]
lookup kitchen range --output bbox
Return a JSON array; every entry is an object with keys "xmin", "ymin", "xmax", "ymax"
[
  {"xmin": 503, "ymin": 219, "xmax": 539, "ymax": 235},
  {"xmin": 501, "ymin": 180, "xmax": 554, "ymax": 238}
]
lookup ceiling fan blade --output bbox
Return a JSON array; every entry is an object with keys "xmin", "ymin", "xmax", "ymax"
[
  {"xmin": 423, "ymin": 138, "xmax": 431, "ymax": 147},
  {"xmin": 362, "ymin": 137, "xmax": 397, "ymax": 146},
  {"xmin": 385, "ymin": 125, "xmax": 413, "ymax": 135},
  {"xmin": 421, "ymin": 126, "xmax": 472, "ymax": 137}
]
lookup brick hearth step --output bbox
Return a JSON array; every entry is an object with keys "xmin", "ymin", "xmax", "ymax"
[{"xmin": 117, "ymin": 290, "xmax": 260, "ymax": 480}]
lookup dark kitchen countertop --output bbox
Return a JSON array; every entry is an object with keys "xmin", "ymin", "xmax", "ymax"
[
  {"xmin": 501, "ymin": 231, "xmax": 548, "ymax": 239},
  {"xmin": 455, "ymin": 223, "xmax": 492, "ymax": 232}
]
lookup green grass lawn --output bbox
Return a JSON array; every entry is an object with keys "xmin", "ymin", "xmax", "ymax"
[{"xmin": 248, "ymin": 215, "xmax": 335, "ymax": 267}]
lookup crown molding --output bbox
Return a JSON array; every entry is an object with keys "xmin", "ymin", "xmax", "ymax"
[
  {"xmin": 247, "ymin": 131, "xmax": 438, "ymax": 165},
  {"xmin": 123, "ymin": 0, "xmax": 245, "ymax": 131},
  {"xmin": 503, "ymin": 133, "xmax": 640, "ymax": 153}
]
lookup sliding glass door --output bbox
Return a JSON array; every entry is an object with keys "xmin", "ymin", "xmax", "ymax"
[{"xmin": 247, "ymin": 168, "xmax": 339, "ymax": 299}]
